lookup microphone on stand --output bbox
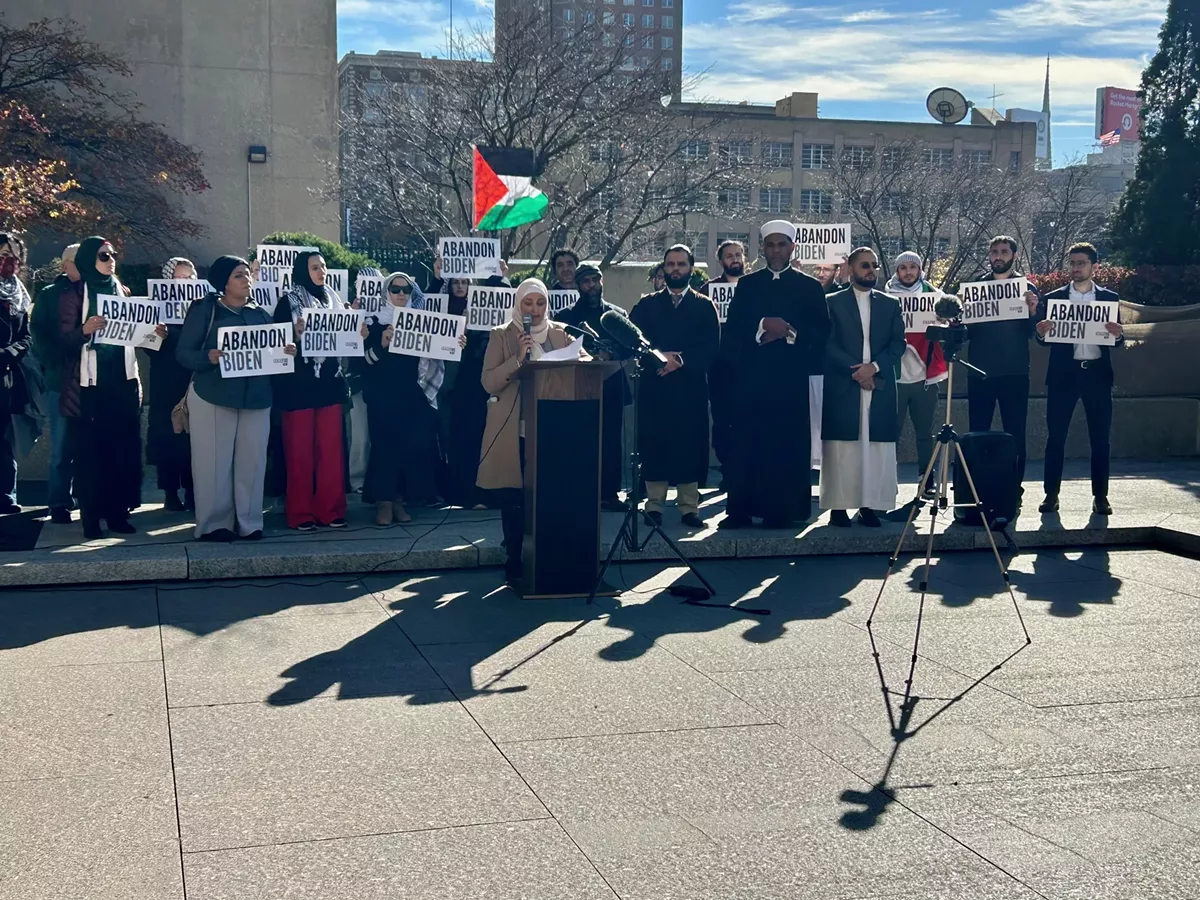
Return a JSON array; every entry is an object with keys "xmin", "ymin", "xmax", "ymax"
[
  {"xmin": 600, "ymin": 309, "xmax": 668, "ymax": 369},
  {"xmin": 523, "ymin": 312, "xmax": 533, "ymax": 361}
]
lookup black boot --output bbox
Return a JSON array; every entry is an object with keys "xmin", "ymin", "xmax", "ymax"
[{"xmin": 164, "ymin": 490, "xmax": 185, "ymax": 512}]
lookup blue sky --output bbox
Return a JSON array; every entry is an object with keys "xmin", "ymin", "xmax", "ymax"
[{"xmin": 336, "ymin": 0, "xmax": 1165, "ymax": 166}]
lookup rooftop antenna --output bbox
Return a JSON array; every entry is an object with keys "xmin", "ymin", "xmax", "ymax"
[
  {"xmin": 925, "ymin": 87, "xmax": 973, "ymax": 125},
  {"xmin": 989, "ymin": 84, "xmax": 1006, "ymax": 110}
]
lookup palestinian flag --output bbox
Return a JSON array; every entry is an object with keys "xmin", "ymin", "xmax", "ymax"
[{"xmin": 472, "ymin": 145, "xmax": 548, "ymax": 231}]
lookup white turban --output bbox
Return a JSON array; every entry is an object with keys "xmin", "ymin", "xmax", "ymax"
[{"xmin": 761, "ymin": 219, "xmax": 798, "ymax": 242}]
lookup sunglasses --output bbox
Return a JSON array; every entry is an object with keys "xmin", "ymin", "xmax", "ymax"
[
  {"xmin": 97, "ymin": 251, "xmax": 117, "ymax": 263},
  {"xmin": 388, "ymin": 283, "xmax": 414, "ymax": 294}
]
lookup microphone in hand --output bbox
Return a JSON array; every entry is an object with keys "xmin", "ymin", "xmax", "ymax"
[{"xmin": 523, "ymin": 312, "xmax": 533, "ymax": 361}]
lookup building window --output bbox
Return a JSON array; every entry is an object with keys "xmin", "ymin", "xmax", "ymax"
[
  {"xmin": 963, "ymin": 149, "xmax": 992, "ymax": 169},
  {"xmin": 603, "ymin": 32, "xmax": 615, "ymax": 45},
  {"xmin": 589, "ymin": 231, "xmax": 612, "ymax": 256},
  {"xmin": 1009, "ymin": 150, "xmax": 1022, "ymax": 172},
  {"xmin": 662, "ymin": 0, "xmax": 673, "ymax": 6},
  {"xmin": 680, "ymin": 139, "xmax": 710, "ymax": 161},
  {"xmin": 660, "ymin": 57, "xmax": 672, "ymax": 70},
  {"xmin": 842, "ymin": 196, "xmax": 867, "ymax": 216},
  {"xmin": 799, "ymin": 189, "xmax": 833, "ymax": 214},
  {"xmin": 884, "ymin": 194, "xmax": 904, "ymax": 216},
  {"xmin": 624, "ymin": 33, "xmax": 635, "ymax": 46},
  {"xmin": 603, "ymin": 11, "xmax": 614, "ymax": 24},
  {"xmin": 762, "ymin": 141, "xmax": 794, "ymax": 168},
  {"xmin": 922, "ymin": 147, "xmax": 954, "ymax": 169},
  {"xmin": 759, "ymin": 186, "xmax": 793, "ymax": 213},
  {"xmin": 661, "ymin": 36, "xmax": 673, "ymax": 49},
  {"xmin": 584, "ymin": 11, "xmax": 595, "ymax": 23},
  {"xmin": 643, "ymin": 0, "xmax": 655, "ymax": 5},
  {"xmin": 642, "ymin": 14, "xmax": 654, "ymax": 26},
  {"xmin": 880, "ymin": 236, "xmax": 904, "ymax": 258},
  {"xmin": 564, "ymin": 8, "xmax": 574, "ymax": 21},
  {"xmin": 843, "ymin": 145, "xmax": 874, "ymax": 169},
  {"xmin": 718, "ymin": 140, "xmax": 754, "ymax": 164},
  {"xmin": 934, "ymin": 237, "xmax": 951, "ymax": 258},
  {"xmin": 662, "ymin": 15, "xmax": 674, "ymax": 26},
  {"xmin": 717, "ymin": 231, "xmax": 751, "ymax": 248},
  {"xmin": 623, "ymin": 13, "xmax": 634, "ymax": 26},
  {"xmin": 881, "ymin": 147, "xmax": 906, "ymax": 172},
  {"xmin": 717, "ymin": 187, "xmax": 751, "ymax": 206},
  {"xmin": 801, "ymin": 143, "xmax": 835, "ymax": 169},
  {"xmin": 642, "ymin": 34, "xmax": 654, "ymax": 48}
]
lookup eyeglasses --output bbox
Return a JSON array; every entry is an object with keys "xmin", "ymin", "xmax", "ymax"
[
  {"xmin": 388, "ymin": 283, "xmax": 414, "ymax": 295},
  {"xmin": 858, "ymin": 262, "xmax": 881, "ymax": 269},
  {"xmin": 97, "ymin": 251, "xmax": 117, "ymax": 263}
]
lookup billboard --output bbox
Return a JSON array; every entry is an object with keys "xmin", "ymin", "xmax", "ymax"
[
  {"xmin": 1095, "ymin": 87, "xmax": 1142, "ymax": 141},
  {"xmin": 1007, "ymin": 108, "xmax": 1049, "ymax": 160}
]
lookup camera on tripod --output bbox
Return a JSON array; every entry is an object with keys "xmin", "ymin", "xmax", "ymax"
[{"xmin": 924, "ymin": 295, "xmax": 968, "ymax": 360}]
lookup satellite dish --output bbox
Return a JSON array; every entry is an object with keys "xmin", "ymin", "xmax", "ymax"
[{"xmin": 926, "ymin": 87, "xmax": 972, "ymax": 125}]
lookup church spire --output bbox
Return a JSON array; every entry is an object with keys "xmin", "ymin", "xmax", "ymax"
[{"xmin": 1042, "ymin": 56, "xmax": 1053, "ymax": 168}]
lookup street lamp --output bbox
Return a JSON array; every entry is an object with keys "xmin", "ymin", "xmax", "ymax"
[{"xmin": 247, "ymin": 145, "xmax": 268, "ymax": 246}]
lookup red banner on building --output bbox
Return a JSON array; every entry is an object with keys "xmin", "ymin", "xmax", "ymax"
[{"xmin": 1095, "ymin": 87, "xmax": 1142, "ymax": 142}]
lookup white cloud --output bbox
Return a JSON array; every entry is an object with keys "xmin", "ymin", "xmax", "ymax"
[{"xmin": 993, "ymin": 0, "xmax": 1166, "ymax": 29}]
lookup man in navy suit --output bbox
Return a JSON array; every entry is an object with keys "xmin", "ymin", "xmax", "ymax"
[{"xmin": 1034, "ymin": 242, "xmax": 1124, "ymax": 516}]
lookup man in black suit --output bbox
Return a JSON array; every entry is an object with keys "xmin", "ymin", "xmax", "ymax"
[{"xmin": 1034, "ymin": 242, "xmax": 1124, "ymax": 515}]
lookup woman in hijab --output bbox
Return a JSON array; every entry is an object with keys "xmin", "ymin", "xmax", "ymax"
[
  {"xmin": 0, "ymin": 233, "xmax": 32, "ymax": 514},
  {"xmin": 177, "ymin": 256, "xmax": 293, "ymax": 541},
  {"xmin": 273, "ymin": 250, "xmax": 351, "ymax": 531},
  {"xmin": 68, "ymin": 236, "xmax": 143, "ymax": 538},
  {"xmin": 147, "ymin": 257, "xmax": 197, "ymax": 511},
  {"xmin": 443, "ymin": 276, "xmax": 490, "ymax": 509},
  {"xmin": 475, "ymin": 278, "xmax": 571, "ymax": 588},
  {"xmin": 359, "ymin": 272, "xmax": 451, "ymax": 526}
]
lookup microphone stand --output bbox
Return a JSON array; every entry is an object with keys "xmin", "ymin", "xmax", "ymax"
[{"xmin": 587, "ymin": 352, "xmax": 716, "ymax": 605}]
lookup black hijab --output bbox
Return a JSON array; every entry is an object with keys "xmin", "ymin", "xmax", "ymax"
[
  {"xmin": 208, "ymin": 255, "xmax": 248, "ymax": 297},
  {"xmin": 291, "ymin": 251, "xmax": 330, "ymax": 304}
]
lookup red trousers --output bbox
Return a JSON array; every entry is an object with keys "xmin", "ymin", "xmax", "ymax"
[{"xmin": 281, "ymin": 405, "xmax": 346, "ymax": 528}]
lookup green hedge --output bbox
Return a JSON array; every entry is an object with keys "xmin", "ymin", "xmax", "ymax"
[{"xmin": 252, "ymin": 232, "xmax": 380, "ymax": 287}]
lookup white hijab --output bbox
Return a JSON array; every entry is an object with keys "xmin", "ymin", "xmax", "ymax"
[{"xmin": 512, "ymin": 278, "xmax": 552, "ymax": 360}]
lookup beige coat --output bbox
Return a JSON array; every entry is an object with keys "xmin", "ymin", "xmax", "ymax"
[{"xmin": 475, "ymin": 319, "xmax": 572, "ymax": 491}]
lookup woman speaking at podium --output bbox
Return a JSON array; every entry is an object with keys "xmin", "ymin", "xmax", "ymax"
[{"xmin": 475, "ymin": 278, "xmax": 571, "ymax": 588}]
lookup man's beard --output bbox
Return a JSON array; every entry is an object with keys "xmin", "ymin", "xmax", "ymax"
[
  {"xmin": 580, "ymin": 287, "xmax": 602, "ymax": 304},
  {"xmin": 853, "ymin": 274, "xmax": 878, "ymax": 289},
  {"xmin": 723, "ymin": 263, "xmax": 744, "ymax": 278},
  {"xmin": 990, "ymin": 257, "xmax": 1015, "ymax": 275},
  {"xmin": 665, "ymin": 272, "xmax": 690, "ymax": 289},
  {"xmin": 898, "ymin": 273, "xmax": 920, "ymax": 288}
]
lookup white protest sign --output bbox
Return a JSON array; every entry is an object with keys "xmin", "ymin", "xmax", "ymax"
[
  {"xmin": 354, "ymin": 274, "xmax": 387, "ymax": 317},
  {"xmin": 438, "ymin": 237, "xmax": 502, "ymax": 279},
  {"xmin": 390, "ymin": 307, "xmax": 466, "ymax": 362},
  {"xmin": 251, "ymin": 282, "xmax": 281, "ymax": 315},
  {"xmin": 707, "ymin": 283, "xmax": 736, "ymax": 324},
  {"xmin": 957, "ymin": 277, "xmax": 1031, "ymax": 324},
  {"xmin": 94, "ymin": 295, "xmax": 163, "ymax": 351},
  {"xmin": 217, "ymin": 323, "xmax": 294, "ymax": 378},
  {"xmin": 256, "ymin": 244, "xmax": 318, "ymax": 285},
  {"xmin": 424, "ymin": 293, "xmax": 448, "ymax": 314},
  {"xmin": 1043, "ymin": 299, "xmax": 1119, "ymax": 346},
  {"xmin": 548, "ymin": 290, "xmax": 578, "ymax": 317},
  {"xmin": 467, "ymin": 285, "xmax": 516, "ymax": 331},
  {"xmin": 302, "ymin": 308, "xmax": 364, "ymax": 357},
  {"xmin": 147, "ymin": 280, "xmax": 212, "ymax": 326},
  {"xmin": 325, "ymin": 269, "xmax": 349, "ymax": 304},
  {"xmin": 889, "ymin": 291, "xmax": 943, "ymax": 334},
  {"xmin": 793, "ymin": 224, "xmax": 851, "ymax": 266}
]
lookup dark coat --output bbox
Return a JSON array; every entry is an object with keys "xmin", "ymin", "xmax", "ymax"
[
  {"xmin": 963, "ymin": 272, "xmax": 1037, "ymax": 380},
  {"xmin": 176, "ymin": 295, "xmax": 275, "ymax": 410},
  {"xmin": 553, "ymin": 294, "xmax": 632, "ymax": 404},
  {"xmin": 272, "ymin": 285, "xmax": 350, "ymax": 412},
  {"xmin": 822, "ymin": 288, "xmax": 907, "ymax": 443},
  {"xmin": 720, "ymin": 266, "xmax": 830, "ymax": 521},
  {"xmin": 30, "ymin": 274, "xmax": 74, "ymax": 394},
  {"xmin": 0, "ymin": 295, "xmax": 31, "ymax": 415},
  {"xmin": 629, "ymin": 287, "xmax": 720, "ymax": 485},
  {"xmin": 1035, "ymin": 284, "xmax": 1124, "ymax": 386}
]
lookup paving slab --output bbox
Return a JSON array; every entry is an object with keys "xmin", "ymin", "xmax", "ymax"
[
  {"xmin": 0, "ymin": 772, "xmax": 182, "ymax": 900},
  {"xmin": 0, "ymin": 660, "xmax": 171, "ymax": 781},
  {"xmin": 181, "ymin": 819, "xmax": 617, "ymax": 900},
  {"xmin": 170, "ymin": 695, "xmax": 548, "ymax": 852},
  {"xmin": 161, "ymin": 612, "xmax": 442, "ymax": 707}
]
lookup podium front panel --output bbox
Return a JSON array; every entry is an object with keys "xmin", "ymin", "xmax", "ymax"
[{"xmin": 520, "ymin": 365, "xmax": 605, "ymax": 598}]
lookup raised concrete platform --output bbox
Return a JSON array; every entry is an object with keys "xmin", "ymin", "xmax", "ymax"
[{"xmin": 2, "ymin": 459, "xmax": 1198, "ymax": 588}]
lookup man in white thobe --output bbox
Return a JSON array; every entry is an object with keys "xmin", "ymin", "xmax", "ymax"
[{"xmin": 820, "ymin": 248, "xmax": 907, "ymax": 527}]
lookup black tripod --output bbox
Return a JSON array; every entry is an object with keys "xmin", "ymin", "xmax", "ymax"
[
  {"xmin": 588, "ymin": 359, "xmax": 716, "ymax": 604},
  {"xmin": 866, "ymin": 356, "xmax": 1031, "ymax": 717}
]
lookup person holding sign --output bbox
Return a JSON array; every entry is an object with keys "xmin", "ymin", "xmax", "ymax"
[
  {"xmin": 884, "ymin": 251, "xmax": 947, "ymax": 488},
  {"xmin": 476, "ymin": 278, "xmax": 573, "ymax": 587},
  {"xmin": 273, "ymin": 251, "xmax": 353, "ymax": 532},
  {"xmin": 0, "ymin": 232, "xmax": 32, "ymax": 516},
  {"xmin": 964, "ymin": 236, "xmax": 1041, "ymax": 485},
  {"xmin": 631, "ymin": 245, "xmax": 720, "ymax": 530},
  {"xmin": 359, "ymin": 272, "xmax": 450, "ymax": 526},
  {"xmin": 1034, "ymin": 243, "xmax": 1124, "ymax": 516},
  {"xmin": 820, "ymin": 248, "xmax": 907, "ymax": 528},
  {"xmin": 68, "ymin": 237, "xmax": 144, "ymax": 538},
  {"xmin": 704, "ymin": 240, "xmax": 746, "ymax": 489},
  {"xmin": 554, "ymin": 264, "xmax": 631, "ymax": 511},
  {"xmin": 177, "ymin": 256, "xmax": 293, "ymax": 541},
  {"xmin": 147, "ymin": 257, "xmax": 198, "ymax": 512},
  {"xmin": 719, "ymin": 222, "xmax": 830, "ymax": 530},
  {"xmin": 347, "ymin": 266, "xmax": 383, "ymax": 493}
]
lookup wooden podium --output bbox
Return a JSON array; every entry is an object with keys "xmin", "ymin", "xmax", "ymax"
[{"xmin": 515, "ymin": 359, "xmax": 621, "ymax": 598}]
